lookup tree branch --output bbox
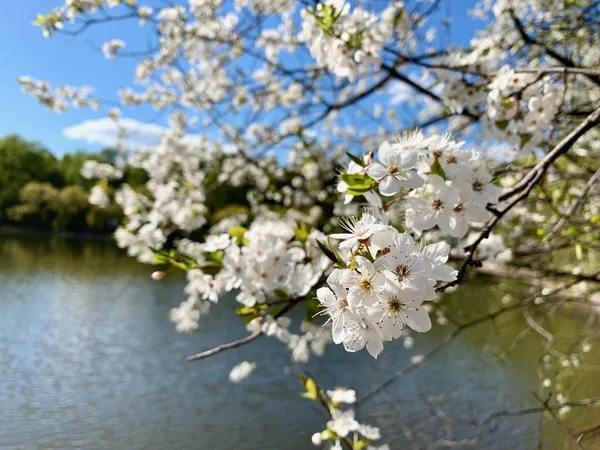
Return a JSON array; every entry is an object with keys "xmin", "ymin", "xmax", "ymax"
[
  {"xmin": 357, "ymin": 281, "xmax": 583, "ymax": 405},
  {"xmin": 186, "ymin": 297, "xmax": 303, "ymax": 362},
  {"xmin": 509, "ymin": 11, "xmax": 600, "ymax": 86},
  {"xmin": 435, "ymin": 108, "xmax": 600, "ymax": 293}
]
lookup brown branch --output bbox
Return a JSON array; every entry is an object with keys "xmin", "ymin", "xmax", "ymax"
[
  {"xmin": 435, "ymin": 108, "xmax": 600, "ymax": 293},
  {"xmin": 186, "ymin": 331, "xmax": 262, "ymax": 362},
  {"xmin": 545, "ymin": 167, "xmax": 600, "ymax": 241},
  {"xmin": 478, "ymin": 265, "xmax": 600, "ymax": 284},
  {"xmin": 500, "ymin": 108, "xmax": 600, "ymax": 203},
  {"xmin": 532, "ymin": 392, "xmax": 585, "ymax": 450},
  {"xmin": 509, "ymin": 11, "xmax": 600, "ymax": 87},
  {"xmin": 513, "ymin": 67, "xmax": 600, "ymax": 77},
  {"xmin": 185, "ymin": 297, "xmax": 303, "ymax": 362},
  {"xmin": 357, "ymin": 282, "xmax": 583, "ymax": 405}
]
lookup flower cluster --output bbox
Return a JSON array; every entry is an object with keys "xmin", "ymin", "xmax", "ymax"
[
  {"xmin": 246, "ymin": 315, "xmax": 333, "ymax": 364},
  {"xmin": 304, "ymin": 383, "xmax": 389, "ymax": 450},
  {"xmin": 17, "ymin": 76, "xmax": 99, "ymax": 113},
  {"xmin": 169, "ymin": 218, "xmax": 328, "ymax": 332},
  {"xmin": 318, "ymin": 213, "xmax": 457, "ymax": 358},
  {"xmin": 338, "ymin": 132, "xmax": 500, "ymax": 238},
  {"xmin": 298, "ymin": 1, "xmax": 407, "ymax": 80},
  {"xmin": 81, "ymin": 160, "xmax": 123, "ymax": 180},
  {"xmin": 483, "ymin": 66, "xmax": 561, "ymax": 151},
  {"xmin": 102, "ymin": 39, "xmax": 125, "ymax": 60}
]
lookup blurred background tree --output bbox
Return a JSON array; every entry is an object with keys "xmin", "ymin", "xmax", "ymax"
[{"xmin": 0, "ymin": 134, "xmax": 123, "ymax": 233}]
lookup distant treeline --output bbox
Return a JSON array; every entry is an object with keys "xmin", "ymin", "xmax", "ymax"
[{"xmin": 0, "ymin": 134, "xmax": 140, "ymax": 234}]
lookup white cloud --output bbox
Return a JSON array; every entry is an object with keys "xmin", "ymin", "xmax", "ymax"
[
  {"xmin": 64, "ymin": 117, "xmax": 167, "ymax": 148},
  {"xmin": 388, "ymin": 82, "xmax": 414, "ymax": 106},
  {"xmin": 387, "ymin": 71, "xmax": 444, "ymax": 107}
]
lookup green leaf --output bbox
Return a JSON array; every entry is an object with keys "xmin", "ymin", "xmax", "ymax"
[
  {"xmin": 519, "ymin": 133, "xmax": 532, "ymax": 148},
  {"xmin": 301, "ymin": 378, "xmax": 318, "ymax": 400},
  {"xmin": 306, "ymin": 297, "xmax": 321, "ymax": 321},
  {"xmin": 495, "ymin": 120, "xmax": 509, "ymax": 130},
  {"xmin": 204, "ymin": 250, "xmax": 223, "ymax": 266},
  {"xmin": 268, "ymin": 301, "xmax": 288, "ymax": 318},
  {"xmin": 430, "ymin": 157, "xmax": 446, "ymax": 180},
  {"xmin": 328, "ymin": 235, "xmax": 347, "ymax": 268},
  {"xmin": 355, "ymin": 440, "xmax": 370, "ymax": 450},
  {"xmin": 273, "ymin": 288, "xmax": 289, "ymax": 300},
  {"xmin": 235, "ymin": 305, "xmax": 259, "ymax": 324},
  {"xmin": 344, "ymin": 188, "xmax": 371, "ymax": 196},
  {"xmin": 340, "ymin": 173, "xmax": 374, "ymax": 193},
  {"xmin": 294, "ymin": 222, "xmax": 311, "ymax": 244},
  {"xmin": 228, "ymin": 225, "xmax": 247, "ymax": 243},
  {"xmin": 346, "ymin": 152, "xmax": 365, "ymax": 167},
  {"xmin": 152, "ymin": 253, "xmax": 169, "ymax": 265},
  {"xmin": 575, "ymin": 243, "xmax": 584, "ymax": 261},
  {"xmin": 317, "ymin": 239, "xmax": 339, "ymax": 264}
]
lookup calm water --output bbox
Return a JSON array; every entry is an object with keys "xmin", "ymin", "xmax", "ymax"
[{"xmin": 0, "ymin": 234, "xmax": 598, "ymax": 449}]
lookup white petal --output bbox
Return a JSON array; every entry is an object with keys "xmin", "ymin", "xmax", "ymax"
[
  {"xmin": 330, "ymin": 233, "xmax": 353, "ymax": 240},
  {"xmin": 402, "ymin": 170, "xmax": 425, "ymax": 189},
  {"xmin": 431, "ymin": 264, "xmax": 458, "ymax": 281},
  {"xmin": 366, "ymin": 163, "xmax": 387, "ymax": 180},
  {"xmin": 422, "ymin": 242, "xmax": 450, "ymax": 264},
  {"xmin": 366, "ymin": 335, "xmax": 384, "ymax": 358},
  {"xmin": 379, "ymin": 175, "xmax": 401, "ymax": 196},
  {"xmin": 378, "ymin": 141, "xmax": 393, "ymax": 165},
  {"xmin": 404, "ymin": 307, "xmax": 432, "ymax": 332},
  {"xmin": 332, "ymin": 315, "xmax": 346, "ymax": 344},
  {"xmin": 399, "ymin": 149, "xmax": 418, "ymax": 168},
  {"xmin": 317, "ymin": 287, "xmax": 336, "ymax": 306},
  {"xmin": 363, "ymin": 190, "xmax": 382, "ymax": 207},
  {"xmin": 339, "ymin": 238, "xmax": 358, "ymax": 250}
]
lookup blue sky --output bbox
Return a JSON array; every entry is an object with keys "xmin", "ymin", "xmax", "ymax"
[
  {"xmin": 0, "ymin": 0, "xmax": 161, "ymax": 154},
  {"xmin": 1, "ymin": 0, "xmax": 481, "ymax": 156}
]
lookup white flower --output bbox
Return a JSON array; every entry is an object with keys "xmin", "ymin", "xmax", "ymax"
[
  {"xmin": 102, "ymin": 39, "xmax": 125, "ymax": 60},
  {"xmin": 340, "ymin": 257, "xmax": 386, "ymax": 308},
  {"xmin": 287, "ymin": 263, "xmax": 322, "ymax": 297},
  {"xmin": 358, "ymin": 424, "xmax": 381, "ymax": 440},
  {"xmin": 368, "ymin": 286, "xmax": 431, "ymax": 340},
  {"xmin": 327, "ymin": 409, "xmax": 359, "ymax": 438},
  {"xmin": 367, "ymin": 141, "xmax": 424, "ymax": 196},
  {"xmin": 375, "ymin": 233, "xmax": 433, "ymax": 295},
  {"xmin": 405, "ymin": 175, "xmax": 460, "ymax": 235},
  {"xmin": 88, "ymin": 185, "xmax": 110, "ymax": 207},
  {"xmin": 327, "ymin": 388, "xmax": 356, "ymax": 404},
  {"xmin": 229, "ymin": 361, "xmax": 256, "ymax": 383},
  {"xmin": 331, "ymin": 213, "xmax": 388, "ymax": 250},
  {"xmin": 342, "ymin": 312, "xmax": 384, "ymax": 358},
  {"xmin": 202, "ymin": 233, "xmax": 231, "ymax": 251},
  {"xmin": 311, "ymin": 432, "xmax": 323, "ymax": 445},
  {"xmin": 185, "ymin": 269, "xmax": 220, "ymax": 303},
  {"xmin": 453, "ymin": 166, "xmax": 501, "ymax": 207},
  {"xmin": 421, "ymin": 242, "xmax": 458, "ymax": 282}
]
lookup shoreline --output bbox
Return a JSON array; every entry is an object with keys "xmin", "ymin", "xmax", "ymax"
[{"xmin": 0, "ymin": 225, "xmax": 114, "ymax": 241}]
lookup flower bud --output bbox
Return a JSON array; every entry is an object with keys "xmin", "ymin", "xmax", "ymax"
[
  {"xmin": 151, "ymin": 271, "xmax": 166, "ymax": 281},
  {"xmin": 311, "ymin": 432, "xmax": 323, "ymax": 446}
]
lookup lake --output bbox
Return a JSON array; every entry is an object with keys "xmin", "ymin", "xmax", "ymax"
[{"xmin": 1, "ymin": 234, "xmax": 598, "ymax": 449}]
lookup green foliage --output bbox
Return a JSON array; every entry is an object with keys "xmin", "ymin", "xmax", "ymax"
[
  {"xmin": 6, "ymin": 181, "xmax": 120, "ymax": 232},
  {"xmin": 429, "ymin": 156, "xmax": 446, "ymax": 180},
  {"xmin": 0, "ymin": 135, "xmax": 61, "ymax": 218},
  {"xmin": 340, "ymin": 173, "xmax": 374, "ymax": 194},
  {"xmin": 0, "ymin": 134, "xmax": 124, "ymax": 233},
  {"xmin": 294, "ymin": 221, "xmax": 311, "ymax": 244},
  {"xmin": 345, "ymin": 151, "xmax": 365, "ymax": 167},
  {"xmin": 298, "ymin": 374, "xmax": 319, "ymax": 400}
]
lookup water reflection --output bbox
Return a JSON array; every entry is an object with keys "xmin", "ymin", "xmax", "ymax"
[{"xmin": 0, "ymin": 234, "xmax": 597, "ymax": 449}]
